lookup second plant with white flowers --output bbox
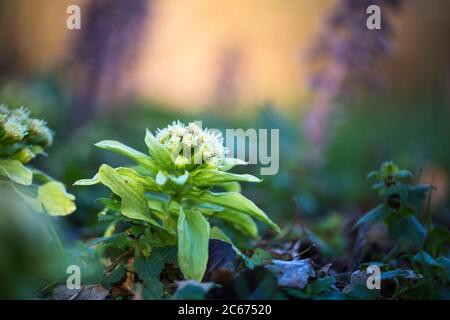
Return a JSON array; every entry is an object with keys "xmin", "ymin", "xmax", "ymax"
[{"xmin": 75, "ymin": 121, "xmax": 279, "ymax": 284}]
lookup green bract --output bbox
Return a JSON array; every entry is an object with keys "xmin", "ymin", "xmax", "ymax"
[
  {"xmin": 0, "ymin": 103, "xmax": 76, "ymax": 216},
  {"xmin": 75, "ymin": 121, "xmax": 279, "ymax": 281}
]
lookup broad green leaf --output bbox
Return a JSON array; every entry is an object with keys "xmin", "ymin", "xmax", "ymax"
[
  {"xmin": 144, "ymin": 129, "xmax": 173, "ymax": 170},
  {"xmin": 102, "ymin": 265, "xmax": 126, "ymax": 287},
  {"xmin": 192, "ymin": 169, "xmax": 261, "ymax": 187},
  {"xmin": 98, "ymin": 165, "xmax": 161, "ymax": 228},
  {"xmin": 195, "ymin": 191, "xmax": 280, "ymax": 232},
  {"xmin": 38, "ymin": 181, "xmax": 76, "ymax": 216},
  {"xmin": 73, "ymin": 173, "xmax": 100, "ymax": 186},
  {"xmin": 0, "ymin": 159, "xmax": 32, "ymax": 185},
  {"xmin": 221, "ymin": 157, "xmax": 248, "ymax": 171},
  {"xmin": 177, "ymin": 208, "xmax": 210, "ymax": 281},
  {"xmin": 115, "ymin": 167, "xmax": 160, "ymax": 192},
  {"xmin": 354, "ymin": 204, "xmax": 390, "ymax": 228},
  {"xmin": 204, "ymin": 209, "xmax": 258, "ymax": 238},
  {"xmin": 95, "ymin": 140, "xmax": 158, "ymax": 173},
  {"xmin": 134, "ymin": 246, "xmax": 177, "ymax": 281}
]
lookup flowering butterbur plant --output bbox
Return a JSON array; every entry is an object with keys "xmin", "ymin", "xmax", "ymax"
[
  {"xmin": 0, "ymin": 103, "xmax": 75, "ymax": 216},
  {"xmin": 75, "ymin": 121, "xmax": 279, "ymax": 282}
]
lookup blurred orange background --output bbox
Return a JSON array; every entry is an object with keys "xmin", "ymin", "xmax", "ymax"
[{"xmin": 1, "ymin": 0, "xmax": 449, "ymax": 111}]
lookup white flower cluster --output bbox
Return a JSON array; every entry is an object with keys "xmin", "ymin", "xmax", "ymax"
[
  {"xmin": 0, "ymin": 104, "xmax": 53, "ymax": 148},
  {"xmin": 156, "ymin": 121, "xmax": 228, "ymax": 167}
]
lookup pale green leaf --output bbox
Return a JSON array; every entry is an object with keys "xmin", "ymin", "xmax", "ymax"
[
  {"xmin": 73, "ymin": 173, "xmax": 100, "ymax": 186},
  {"xmin": 0, "ymin": 159, "xmax": 32, "ymax": 185},
  {"xmin": 216, "ymin": 181, "xmax": 241, "ymax": 193},
  {"xmin": 38, "ymin": 181, "xmax": 76, "ymax": 216},
  {"xmin": 221, "ymin": 157, "xmax": 248, "ymax": 171},
  {"xmin": 192, "ymin": 169, "xmax": 261, "ymax": 187},
  {"xmin": 195, "ymin": 191, "xmax": 280, "ymax": 232},
  {"xmin": 204, "ymin": 209, "xmax": 258, "ymax": 238},
  {"xmin": 98, "ymin": 164, "xmax": 162, "ymax": 228},
  {"xmin": 177, "ymin": 208, "xmax": 210, "ymax": 281},
  {"xmin": 95, "ymin": 140, "xmax": 158, "ymax": 173}
]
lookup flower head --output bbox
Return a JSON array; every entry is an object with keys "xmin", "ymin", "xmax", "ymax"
[
  {"xmin": 27, "ymin": 118, "xmax": 54, "ymax": 147},
  {"xmin": 0, "ymin": 116, "xmax": 28, "ymax": 145},
  {"xmin": 156, "ymin": 121, "xmax": 228, "ymax": 168},
  {"xmin": 0, "ymin": 104, "xmax": 54, "ymax": 148}
]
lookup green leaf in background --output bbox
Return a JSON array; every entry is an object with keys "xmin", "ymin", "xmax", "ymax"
[
  {"xmin": 344, "ymin": 283, "xmax": 380, "ymax": 300},
  {"xmin": 142, "ymin": 278, "xmax": 164, "ymax": 299},
  {"xmin": 413, "ymin": 251, "xmax": 440, "ymax": 267},
  {"xmin": 134, "ymin": 246, "xmax": 177, "ymax": 281},
  {"xmin": 0, "ymin": 159, "xmax": 32, "ymax": 185},
  {"xmin": 173, "ymin": 282, "xmax": 206, "ymax": 300},
  {"xmin": 388, "ymin": 215, "xmax": 426, "ymax": 247},
  {"xmin": 98, "ymin": 164, "xmax": 161, "ymax": 228},
  {"xmin": 95, "ymin": 140, "xmax": 158, "ymax": 174},
  {"xmin": 191, "ymin": 169, "xmax": 261, "ymax": 187},
  {"xmin": 430, "ymin": 227, "xmax": 450, "ymax": 257},
  {"xmin": 195, "ymin": 191, "xmax": 280, "ymax": 232},
  {"xmin": 354, "ymin": 204, "xmax": 390, "ymax": 228},
  {"xmin": 144, "ymin": 129, "xmax": 173, "ymax": 171},
  {"xmin": 102, "ymin": 265, "xmax": 126, "ymax": 288},
  {"xmin": 38, "ymin": 181, "xmax": 76, "ymax": 216},
  {"xmin": 234, "ymin": 267, "xmax": 278, "ymax": 300},
  {"xmin": 177, "ymin": 208, "xmax": 210, "ymax": 281}
]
